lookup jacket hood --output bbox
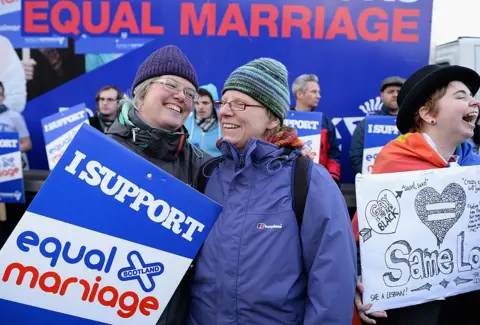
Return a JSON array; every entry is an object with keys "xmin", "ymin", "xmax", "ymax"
[
  {"xmin": 199, "ymin": 83, "xmax": 219, "ymax": 101},
  {"xmin": 217, "ymin": 138, "xmax": 297, "ymax": 170},
  {"xmin": 193, "ymin": 83, "xmax": 220, "ymax": 121},
  {"xmin": 106, "ymin": 101, "xmax": 193, "ymax": 162}
]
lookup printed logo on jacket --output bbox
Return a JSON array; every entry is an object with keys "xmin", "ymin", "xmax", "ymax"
[
  {"xmin": 362, "ymin": 116, "xmax": 399, "ymax": 174},
  {"xmin": 0, "ymin": 124, "xmax": 222, "ymax": 324}
]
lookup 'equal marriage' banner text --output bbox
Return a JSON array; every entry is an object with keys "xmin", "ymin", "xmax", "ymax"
[
  {"xmin": 22, "ymin": 0, "xmax": 422, "ymax": 42},
  {"xmin": 356, "ymin": 166, "xmax": 480, "ymax": 312}
]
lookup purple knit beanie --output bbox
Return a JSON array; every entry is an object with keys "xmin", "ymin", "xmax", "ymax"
[{"xmin": 132, "ymin": 45, "xmax": 199, "ymax": 93}]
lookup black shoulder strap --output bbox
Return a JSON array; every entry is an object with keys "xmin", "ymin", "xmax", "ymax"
[
  {"xmin": 197, "ymin": 157, "xmax": 223, "ymax": 193},
  {"xmin": 293, "ymin": 155, "xmax": 312, "ymax": 228}
]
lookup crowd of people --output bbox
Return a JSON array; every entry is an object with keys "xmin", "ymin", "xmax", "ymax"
[
  {"xmin": 82, "ymin": 44, "xmax": 480, "ymax": 325},
  {"xmin": 2, "ymin": 33, "xmax": 480, "ymax": 324}
]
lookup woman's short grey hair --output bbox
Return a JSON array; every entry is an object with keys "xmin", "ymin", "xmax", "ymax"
[
  {"xmin": 131, "ymin": 77, "xmax": 157, "ymax": 109},
  {"xmin": 292, "ymin": 74, "xmax": 319, "ymax": 98}
]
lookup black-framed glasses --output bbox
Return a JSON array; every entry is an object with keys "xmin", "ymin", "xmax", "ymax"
[
  {"xmin": 153, "ymin": 78, "xmax": 199, "ymax": 103},
  {"xmin": 214, "ymin": 100, "xmax": 264, "ymax": 111}
]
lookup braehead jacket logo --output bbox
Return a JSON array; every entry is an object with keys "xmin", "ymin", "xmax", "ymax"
[
  {"xmin": 118, "ymin": 251, "xmax": 164, "ymax": 293},
  {"xmin": 359, "ymin": 96, "xmax": 383, "ymax": 115}
]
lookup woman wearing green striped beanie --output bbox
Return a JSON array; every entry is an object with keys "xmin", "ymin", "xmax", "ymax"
[{"xmin": 188, "ymin": 58, "xmax": 357, "ymax": 325}]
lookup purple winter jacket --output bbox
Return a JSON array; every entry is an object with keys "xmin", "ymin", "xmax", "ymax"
[{"xmin": 188, "ymin": 139, "xmax": 357, "ymax": 325}]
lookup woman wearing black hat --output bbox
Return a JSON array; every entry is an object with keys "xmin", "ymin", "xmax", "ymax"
[{"xmin": 353, "ymin": 64, "xmax": 480, "ymax": 325}]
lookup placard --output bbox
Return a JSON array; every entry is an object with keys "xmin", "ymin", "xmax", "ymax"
[
  {"xmin": 284, "ymin": 111, "xmax": 323, "ymax": 164},
  {"xmin": 0, "ymin": 124, "xmax": 222, "ymax": 324},
  {"xmin": 41, "ymin": 103, "xmax": 89, "ymax": 170},
  {"xmin": 362, "ymin": 116, "xmax": 399, "ymax": 174},
  {"xmin": 0, "ymin": 132, "xmax": 24, "ymax": 203},
  {"xmin": 356, "ymin": 166, "xmax": 480, "ymax": 312}
]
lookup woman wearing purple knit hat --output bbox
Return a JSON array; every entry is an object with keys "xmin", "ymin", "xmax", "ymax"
[
  {"xmin": 106, "ymin": 45, "xmax": 208, "ymax": 325},
  {"xmin": 188, "ymin": 58, "xmax": 357, "ymax": 325}
]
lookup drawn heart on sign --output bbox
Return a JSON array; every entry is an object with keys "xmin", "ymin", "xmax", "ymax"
[
  {"xmin": 365, "ymin": 190, "xmax": 401, "ymax": 235},
  {"xmin": 414, "ymin": 183, "xmax": 466, "ymax": 246}
]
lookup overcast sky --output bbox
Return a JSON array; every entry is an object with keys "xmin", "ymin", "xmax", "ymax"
[{"xmin": 431, "ymin": 0, "xmax": 480, "ymax": 45}]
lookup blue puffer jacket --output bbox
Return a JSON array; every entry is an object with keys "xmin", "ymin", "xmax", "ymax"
[{"xmin": 188, "ymin": 139, "xmax": 357, "ymax": 325}]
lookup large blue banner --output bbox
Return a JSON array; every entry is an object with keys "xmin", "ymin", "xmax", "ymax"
[
  {"xmin": 362, "ymin": 115, "xmax": 399, "ymax": 174},
  {"xmin": 0, "ymin": 124, "xmax": 222, "ymax": 324},
  {"xmin": 75, "ymin": 35, "xmax": 153, "ymax": 54},
  {"xmin": 0, "ymin": 132, "xmax": 25, "ymax": 203},
  {"xmin": 19, "ymin": 0, "xmax": 434, "ymax": 184},
  {"xmin": 0, "ymin": 1, "xmax": 66, "ymax": 48}
]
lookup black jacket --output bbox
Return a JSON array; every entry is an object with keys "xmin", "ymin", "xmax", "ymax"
[
  {"xmin": 349, "ymin": 105, "xmax": 394, "ymax": 174},
  {"xmin": 105, "ymin": 107, "xmax": 210, "ymax": 325},
  {"xmin": 89, "ymin": 115, "xmax": 104, "ymax": 133}
]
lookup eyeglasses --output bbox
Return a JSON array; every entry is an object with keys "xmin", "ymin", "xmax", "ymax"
[
  {"xmin": 153, "ymin": 78, "xmax": 199, "ymax": 103},
  {"xmin": 214, "ymin": 100, "xmax": 265, "ymax": 111}
]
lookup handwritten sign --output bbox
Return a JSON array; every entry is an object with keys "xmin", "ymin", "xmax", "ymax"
[
  {"xmin": 362, "ymin": 116, "xmax": 399, "ymax": 174},
  {"xmin": 284, "ymin": 111, "xmax": 322, "ymax": 164},
  {"xmin": 41, "ymin": 103, "xmax": 89, "ymax": 170},
  {"xmin": 0, "ymin": 124, "xmax": 222, "ymax": 324},
  {"xmin": 356, "ymin": 166, "xmax": 480, "ymax": 312},
  {"xmin": 0, "ymin": 132, "xmax": 24, "ymax": 203}
]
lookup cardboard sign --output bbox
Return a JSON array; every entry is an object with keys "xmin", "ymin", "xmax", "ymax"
[
  {"xmin": 356, "ymin": 166, "xmax": 480, "ymax": 312},
  {"xmin": 41, "ymin": 103, "xmax": 89, "ymax": 170},
  {"xmin": 0, "ymin": 132, "xmax": 24, "ymax": 203},
  {"xmin": 362, "ymin": 116, "xmax": 399, "ymax": 174},
  {"xmin": 0, "ymin": 124, "xmax": 222, "ymax": 324},
  {"xmin": 284, "ymin": 111, "xmax": 323, "ymax": 164}
]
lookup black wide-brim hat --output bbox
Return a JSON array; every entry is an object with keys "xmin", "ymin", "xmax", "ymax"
[{"xmin": 396, "ymin": 64, "xmax": 480, "ymax": 134}]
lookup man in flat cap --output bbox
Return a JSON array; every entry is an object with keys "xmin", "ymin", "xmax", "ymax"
[{"xmin": 349, "ymin": 76, "xmax": 405, "ymax": 174}]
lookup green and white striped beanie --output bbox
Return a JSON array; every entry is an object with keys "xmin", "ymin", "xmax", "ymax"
[{"xmin": 222, "ymin": 58, "xmax": 290, "ymax": 123}]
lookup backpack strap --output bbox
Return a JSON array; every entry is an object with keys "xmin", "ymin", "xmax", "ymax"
[
  {"xmin": 197, "ymin": 156, "xmax": 224, "ymax": 193},
  {"xmin": 292, "ymin": 155, "xmax": 313, "ymax": 228}
]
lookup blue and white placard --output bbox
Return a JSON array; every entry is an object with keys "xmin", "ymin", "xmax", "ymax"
[
  {"xmin": 0, "ymin": 124, "xmax": 222, "ymax": 324},
  {"xmin": 362, "ymin": 116, "xmax": 399, "ymax": 174},
  {"xmin": 41, "ymin": 103, "xmax": 89, "ymax": 170},
  {"xmin": 0, "ymin": 132, "xmax": 24, "ymax": 203},
  {"xmin": 284, "ymin": 111, "xmax": 323, "ymax": 164}
]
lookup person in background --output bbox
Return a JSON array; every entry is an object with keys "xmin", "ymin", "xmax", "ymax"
[
  {"xmin": 0, "ymin": 36, "xmax": 26, "ymax": 113},
  {"xmin": 185, "ymin": 83, "xmax": 222, "ymax": 157},
  {"xmin": 17, "ymin": 38, "xmax": 85, "ymax": 101},
  {"xmin": 90, "ymin": 85, "xmax": 123, "ymax": 133},
  {"xmin": 105, "ymin": 45, "xmax": 209, "ymax": 325},
  {"xmin": 0, "ymin": 82, "xmax": 32, "ymax": 154},
  {"xmin": 188, "ymin": 58, "xmax": 357, "ymax": 325},
  {"xmin": 291, "ymin": 74, "xmax": 341, "ymax": 185},
  {"xmin": 349, "ymin": 76, "xmax": 405, "ymax": 174},
  {"xmin": 353, "ymin": 64, "xmax": 480, "ymax": 325}
]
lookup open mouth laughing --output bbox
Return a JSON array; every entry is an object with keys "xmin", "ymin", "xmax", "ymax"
[{"xmin": 462, "ymin": 111, "xmax": 478, "ymax": 126}]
